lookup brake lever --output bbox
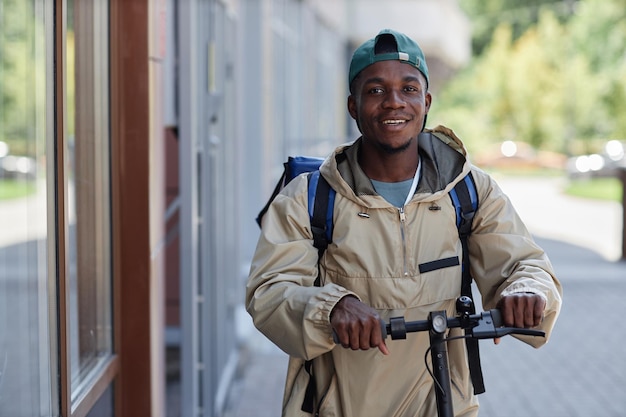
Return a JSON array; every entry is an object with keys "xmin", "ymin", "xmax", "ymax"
[
  {"xmin": 472, "ymin": 309, "xmax": 545, "ymax": 339},
  {"xmin": 495, "ymin": 328, "xmax": 546, "ymax": 338}
]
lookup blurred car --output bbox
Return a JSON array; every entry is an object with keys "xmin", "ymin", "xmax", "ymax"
[
  {"xmin": 0, "ymin": 141, "xmax": 37, "ymax": 181},
  {"xmin": 474, "ymin": 140, "xmax": 567, "ymax": 171},
  {"xmin": 567, "ymin": 140, "xmax": 626, "ymax": 179}
]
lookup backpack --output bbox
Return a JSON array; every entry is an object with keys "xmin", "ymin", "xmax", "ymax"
[
  {"xmin": 256, "ymin": 156, "xmax": 484, "ymax": 413},
  {"xmin": 256, "ymin": 156, "xmax": 335, "ymax": 263}
]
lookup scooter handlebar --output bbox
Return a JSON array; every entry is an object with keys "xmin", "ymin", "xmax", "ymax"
[{"xmin": 332, "ymin": 309, "xmax": 545, "ymax": 344}]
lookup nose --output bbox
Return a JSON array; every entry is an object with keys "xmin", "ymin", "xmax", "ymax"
[{"xmin": 382, "ymin": 89, "xmax": 405, "ymax": 108}]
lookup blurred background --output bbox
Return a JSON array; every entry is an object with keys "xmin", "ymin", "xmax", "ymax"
[{"xmin": 0, "ymin": 0, "xmax": 624, "ymax": 416}]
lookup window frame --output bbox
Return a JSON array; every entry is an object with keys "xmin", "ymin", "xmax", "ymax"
[{"xmin": 54, "ymin": 1, "xmax": 119, "ymax": 416}]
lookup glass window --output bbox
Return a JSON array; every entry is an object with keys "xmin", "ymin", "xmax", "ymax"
[
  {"xmin": 65, "ymin": 0, "xmax": 113, "ymax": 406},
  {"xmin": 0, "ymin": 1, "xmax": 113, "ymax": 414},
  {"xmin": 0, "ymin": 1, "xmax": 55, "ymax": 416}
]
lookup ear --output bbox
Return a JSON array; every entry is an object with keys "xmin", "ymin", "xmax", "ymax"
[
  {"xmin": 424, "ymin": 91, "xmax": 432, "ymax": 113},
  {"xmin": 347, "ymin": 95, "xmax": 357, "ymax": 120}
]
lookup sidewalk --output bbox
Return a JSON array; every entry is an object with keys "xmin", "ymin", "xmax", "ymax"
[{"xmin": 224, "ymin": 176, "xmax": 626, "ymax": 417}]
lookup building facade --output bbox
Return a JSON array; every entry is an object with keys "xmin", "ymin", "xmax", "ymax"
[{"xmin": 0, "ymin": 0, "xmax": 468, "ymax": 416}]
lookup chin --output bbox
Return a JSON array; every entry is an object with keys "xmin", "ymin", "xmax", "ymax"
[{"xmin": 378, "ymin": 138, "xmax": 414, "ymax": 155}]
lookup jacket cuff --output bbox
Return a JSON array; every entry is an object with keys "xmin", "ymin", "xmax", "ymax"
[
  {"xmin": 500, "ymin": 286, "xmax": 548, "ymax": 303},
  {"xmin": 316, "ymin": 286, "xmax": 360, "ymax": 327}
]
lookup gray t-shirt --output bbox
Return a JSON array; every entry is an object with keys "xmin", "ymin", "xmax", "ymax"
[
  {"xmin": 370, "ymin": 157, "xmax": 422, "ymax": 208},
  {"xmin": 371, "ymin": 178, "xmax": 415, "ymax": 208}
]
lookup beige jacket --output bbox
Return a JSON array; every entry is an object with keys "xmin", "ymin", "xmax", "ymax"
[{"xmin": 246, "ymin": 126, "xmax": 562, "ymax": 417}]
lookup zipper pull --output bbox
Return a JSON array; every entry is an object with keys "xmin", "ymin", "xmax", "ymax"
[{"xmin": 399, "ymin": 207, "xmax": 406, "ymax": 223}]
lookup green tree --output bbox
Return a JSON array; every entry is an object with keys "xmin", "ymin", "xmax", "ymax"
[
  {"xmin": 460, "ymin": 0, "xmax": 579, "ymax": 55},
  {"xmin": 430, "ymin": 0, "xmax": 624, "ymax": 157},
  {"xmin": 0, "ymin": 0, "xmax": 38, "ymax": 156},
  {"xmin": 567, "ymin": 0, "xmax": 626, "ymax": 140}
]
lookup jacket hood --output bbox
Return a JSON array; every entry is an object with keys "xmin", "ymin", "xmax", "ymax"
[{"xmin": 319, "ymin": 125, "xmax": 472, "ymax": 208}]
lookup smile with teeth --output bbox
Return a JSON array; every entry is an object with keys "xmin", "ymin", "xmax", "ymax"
[{"xmin": 382, "ymin": 119, "xmax": 407, "ymax": 125}]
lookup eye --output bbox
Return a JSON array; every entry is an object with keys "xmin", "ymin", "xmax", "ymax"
[
  {"xmin": 368, "ymin": 87, "xmax": 384, "ymax": 94},
  {"xmin": 404, "ymin": 85, "xmax": 419, "ymax": 93}
]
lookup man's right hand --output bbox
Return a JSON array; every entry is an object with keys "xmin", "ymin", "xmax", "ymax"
[{"xmin": 330, "ymin": 296, "xmax": 389, "ymax": 355}]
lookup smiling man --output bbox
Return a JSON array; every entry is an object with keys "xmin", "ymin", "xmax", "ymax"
[{"xmin": 247, "ymin": 29, "xmax": 562, "ymax": 417}]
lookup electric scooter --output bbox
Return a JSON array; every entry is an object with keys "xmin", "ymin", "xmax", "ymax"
[{"xmin": 336, "ymin": 296, "xmax": 545, "ymax": 417}]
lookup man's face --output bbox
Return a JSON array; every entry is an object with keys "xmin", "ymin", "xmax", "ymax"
[{"xmin": 348, "ymin": 60, "xmax": 431, "ymax": 153}]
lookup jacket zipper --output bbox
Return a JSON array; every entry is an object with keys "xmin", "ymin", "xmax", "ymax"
[{"xmin": 399, "ymin": 206, "xmax": 408, "ymax": 276}]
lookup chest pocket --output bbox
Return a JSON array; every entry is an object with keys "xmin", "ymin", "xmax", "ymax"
[{"xmin": 419, "ymin": 256, "xmax": 460, "ymax": 273}]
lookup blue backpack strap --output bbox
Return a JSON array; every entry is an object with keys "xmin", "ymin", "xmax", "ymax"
[
  {"xmin": 308, "ymin": 170, "xmax": 335, "ymax": 252},
  {"xmin": 449, "ymin": 172, "xmax": 485, "ymax": 395},
  {"xmin": 302, "ymin": 170, "xmax": 335, "ymax": 414},
  {"xmin": 449, "ymin": 173, "xmax": 478, "ymax": 295}
]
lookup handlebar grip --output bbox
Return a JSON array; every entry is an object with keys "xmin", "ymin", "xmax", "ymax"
[
  {"xmin": 332, "ymin": 319, "xmax": 388, "ymax": 344},
  {"xmin": 496, "ymin": 328, "xmax": 546, "ymax": 338}
]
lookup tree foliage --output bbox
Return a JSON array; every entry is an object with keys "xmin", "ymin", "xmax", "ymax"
[
  {"xmin": 459, "ymin": 0, "xmax": 578, "ymax": 55},
  {"xmin": 1, "ymin": 0, "xmax": 29, "ymax": 149},
  {"xmin": 0, "ymin": 0, "xmax": 43, "ymax": 156},
  {"xmin": 430, "ymin": 0, "xmax": 626, "ymax": 156}
]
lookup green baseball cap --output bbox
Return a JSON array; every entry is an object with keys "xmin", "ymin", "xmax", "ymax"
[{"xmin": 348, "ymin": 29, "xmax": 429, "ymax": 89}]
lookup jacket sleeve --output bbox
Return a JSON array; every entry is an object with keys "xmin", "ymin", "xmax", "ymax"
[
  {"xmin": 468, "ymin": 169, "xmax": 563, "ymax": 347},
  {"xmin": 246, "ymin": 175, "xmax": 357, "ymax": 360}
]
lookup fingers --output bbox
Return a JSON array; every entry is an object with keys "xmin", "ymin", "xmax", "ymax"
[
  {"xmin": 378, "ymin": 340, "xmax": 390, "ymax": 355},
  {"xmin": 331, "ymin": 296, "xmax": 389, "ymax": 355},
  {"xmin": 341, "ymin": 315, "xmax": 385, "ymax": 351},
  {"xmin": 527, "ymin": 295, "xmax": 546, "ymax": 327},
  {"xmin": 497, "ymin": 293, "xmax": 546, "ymax": 328}
]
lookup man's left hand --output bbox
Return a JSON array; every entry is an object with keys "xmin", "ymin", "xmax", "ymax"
[{"xmin": 496, "ymin": 293, "xmax": 546, "ymax": 329}]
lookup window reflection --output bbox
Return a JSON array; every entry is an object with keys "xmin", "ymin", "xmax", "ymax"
[
  {"xmin": 0, "ymin": 0, "xmax": 113, "ymax": 414},
  {"xmin": 66, "ymin": 0, "xmax": 113, "ymax": 403},
  {"xmin": 0, "ymin": 1, "xmax": 53, "ymax": 416}
]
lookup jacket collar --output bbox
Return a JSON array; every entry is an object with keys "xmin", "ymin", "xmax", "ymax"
[{"xmin": 332, "ymin": 127, "xmax": 468, "ymax": 197}]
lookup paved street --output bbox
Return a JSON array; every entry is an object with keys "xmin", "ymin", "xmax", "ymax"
[
  {"xmin": 475, "ymin": 177, "xmax": 625, "ymax": 417},
  {"xmin": 223, "ymin": 175, "xmax": 626, "ymax": 417},
  {"xmin": 477, "ymin": 235, "xmax": 626, "ymax": 417}
]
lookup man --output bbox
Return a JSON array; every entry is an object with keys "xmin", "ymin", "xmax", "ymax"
[{"xmin": 247, "ymin": 29, "xmax": 562, "ymax": 417}]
